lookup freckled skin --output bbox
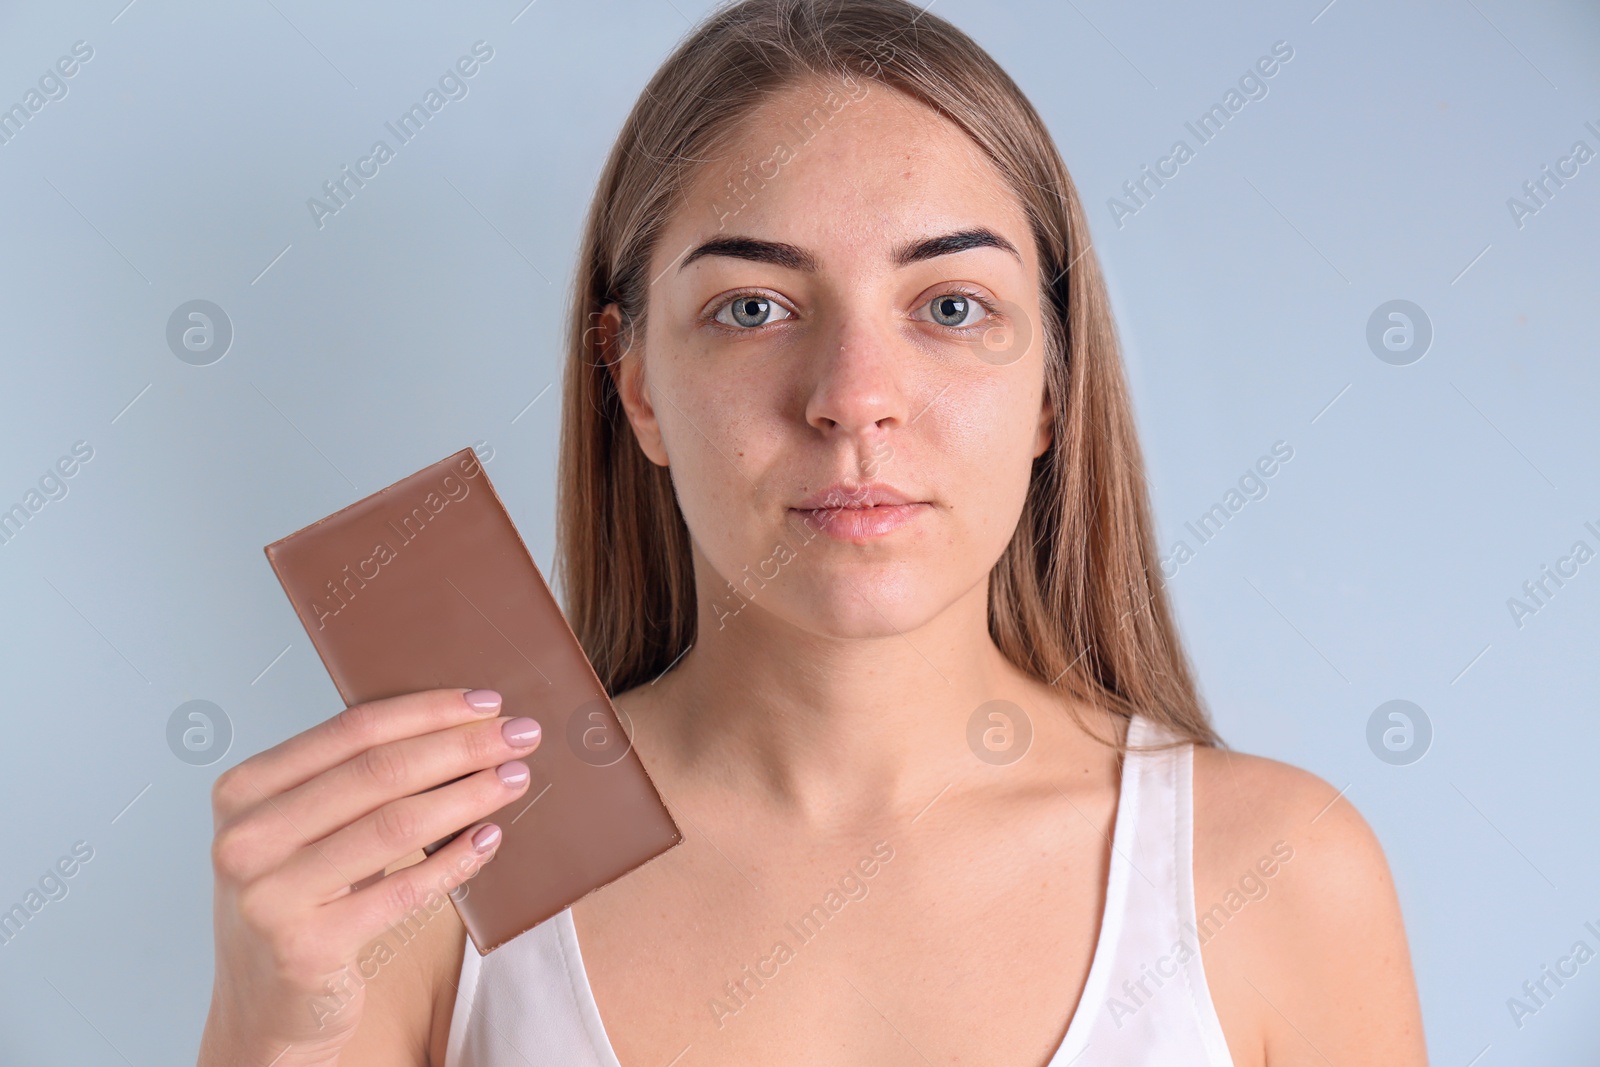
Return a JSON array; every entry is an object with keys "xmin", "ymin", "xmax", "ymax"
[{"xmin": 611, "ymin": 78, "xmax": 1052, "ymax": 640}]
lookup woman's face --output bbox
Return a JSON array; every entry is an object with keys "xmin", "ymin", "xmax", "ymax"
[{"xmin": 612, "ymin": 77, "xmax": 1052, "ymax": 640}]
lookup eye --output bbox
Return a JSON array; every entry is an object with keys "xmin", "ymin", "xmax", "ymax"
[
  {"xmin": 920, "ymin": 289, "xmax": 994, "ymax": 329},
  {"xmin": 713, "ymin": 292, "xmax": 793, "ymax": 329}
]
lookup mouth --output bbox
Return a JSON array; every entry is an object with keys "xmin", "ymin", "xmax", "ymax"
[{"xmin": 786, "ymin": 483, "xmax": 931, "ymax": 541}]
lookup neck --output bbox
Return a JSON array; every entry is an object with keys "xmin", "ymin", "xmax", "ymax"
[{"xmin": 632, "ymin": 563, "xmax": 1097, "ymax": 832}]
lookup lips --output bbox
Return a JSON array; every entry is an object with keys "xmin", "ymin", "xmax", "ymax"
[
  {"xmin": 790, "ymin": 482, "xmax": 920, "ymax": 511},
  {"xmin": 786, "ymin": 482, "xmax": 930, "ymax": 542}
]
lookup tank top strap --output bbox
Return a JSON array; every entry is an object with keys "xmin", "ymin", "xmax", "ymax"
[
  {"xmin": 444, "ymin": 906, "xmax": 620, "ymax": 1067},
  {"xmin": 1073, "ymin": 712, "xmax": 1233, "ymax": 1063}
]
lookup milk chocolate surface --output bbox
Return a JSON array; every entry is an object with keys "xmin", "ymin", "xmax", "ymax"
[{"xmin": 264, "ymin": 447, "xmax": 682, "ymax": 953}]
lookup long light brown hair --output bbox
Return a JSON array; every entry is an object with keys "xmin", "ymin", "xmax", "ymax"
[{"xmin": 555, "ymin": 0, "xmax": 1221, "ymax": 751}]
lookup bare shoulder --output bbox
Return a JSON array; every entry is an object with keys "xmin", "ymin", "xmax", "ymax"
[
  {"xmin": 1188, "ymin": 746, "xmax": 1401, "ymax": 952},
  {"xmin": 1190, "ymin": 743, "xmax": 1384, "ymax": 881},
  {"xmin": 333, "ymin": 849, "xmax": 471, "ymax": 1067},
  {"xmin": 1188, "ymin": 744, "xmax": 1428, "ymax": 1065}
]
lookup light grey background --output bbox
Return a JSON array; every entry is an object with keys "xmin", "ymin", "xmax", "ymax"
[{"xmin": 1, "ymin": 0, "xmax": 1596, "ymax": 1063}]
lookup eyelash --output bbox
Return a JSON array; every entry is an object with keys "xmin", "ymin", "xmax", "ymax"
[{"xmin": 704, "ymin": 286, "xmax": 1001, "ymax": 332}]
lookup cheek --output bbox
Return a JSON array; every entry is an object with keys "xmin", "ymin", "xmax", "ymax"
[
  {"xmin": 653, "ymin": 357, "xmax": 784, "ymax": 546},
  {"xmin": 935, "ymin": 372, "xmax": 1042, "ymax": 539}
]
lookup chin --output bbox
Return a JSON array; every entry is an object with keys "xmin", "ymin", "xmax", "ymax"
[
  {"xmin": 699, "ymin": 539, "xmax": 971, "ymax": 639},
  {"xmin": 778, "ymin": 566, "xmax": 947, "ymax": 639}
]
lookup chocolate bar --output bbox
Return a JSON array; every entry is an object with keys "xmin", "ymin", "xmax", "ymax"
[{"xmin": 263, "ymin": 447, "xmax": 682, "ymax": 953}]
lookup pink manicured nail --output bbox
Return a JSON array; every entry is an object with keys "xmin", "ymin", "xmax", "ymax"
[
  {"xmin": 464, "ymin": 689, "xmax": 502, "ymax": 712},
  {"xmin": 496, "ymin": 760, "xmax": 529, "ymax": 786},
  {"xmin": 471, "ymin": 824, "xmax": 501, "ymax": 851},
  {"xmin": 501, "ymin": 716, "xmax": 540, "ymax": 746}
]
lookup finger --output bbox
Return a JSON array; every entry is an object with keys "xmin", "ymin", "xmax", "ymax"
[
  {"xmin": 325, "ymin": 819, "xmax": 505, "ymax": 951},
  {"xmin": 280, "ymin": 759, "xmax": 532, "ymax": 900},
  {"xmin": 244, "ymin": 712, "xmax": 541, "ymax": 859},
  {"xmin": 212, "ymin": 688, "xmax": 503, "ymax": 823}
]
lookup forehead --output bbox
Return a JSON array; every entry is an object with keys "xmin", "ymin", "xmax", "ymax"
[{"xmin": 659, "ymin": 78, "xmax": 1037, "ymax": 273}]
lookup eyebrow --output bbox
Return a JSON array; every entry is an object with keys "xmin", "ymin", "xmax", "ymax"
[
  {"xmin": 676, "ymin": 227, "xmax": 1021, "ymax": 273},
  {"xmin": 895, "ymin": 228, "xmax": 1021, "ymax": 267}
]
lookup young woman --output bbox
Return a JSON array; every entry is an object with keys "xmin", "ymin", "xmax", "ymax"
[{"xmin": 199, "ymin": 1, "xmax": 1427, "ymax": 1063}]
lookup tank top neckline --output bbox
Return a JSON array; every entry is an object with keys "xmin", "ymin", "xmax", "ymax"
[{"xmin": 555, "ymin": 713, "xmax": 1156, "ymax": 1067}]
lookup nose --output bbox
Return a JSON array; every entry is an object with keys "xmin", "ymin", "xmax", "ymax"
[{"xmin": 803, "ymin": 316, "xmax": 912, "ymax": 439}]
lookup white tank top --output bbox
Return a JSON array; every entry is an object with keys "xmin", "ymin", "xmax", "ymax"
[{"xmin": 443, "ymin": 713, "xmax": 1235, "ymax": 1066}]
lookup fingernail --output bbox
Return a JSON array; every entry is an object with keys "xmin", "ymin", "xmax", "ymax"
[
  {"xmin": 501, "ymin": 716, "xmax": 540, "ymax": 746},
  {"xmin": 471, "ymin": 824, "xmax": 501, "ymax": 851},
  {"xmin": 496, "ymin": 760, "xmax": 530, "ymax": 786},
  {"xmin": 464, "ymin": 689, "xmax": 502, "ymax": 713}
]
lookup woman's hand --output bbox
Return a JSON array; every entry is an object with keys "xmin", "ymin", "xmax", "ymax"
[{"xmin": 197, "ymin": 687, "xmax": 540, "ymax": 1067}]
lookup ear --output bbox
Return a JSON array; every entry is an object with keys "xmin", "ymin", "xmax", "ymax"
[
  {"xmin": 1032, "ymin": 377, "xmax": 1055, "ymax": 459},
  {"xmin": 599, "ymin": 304, "xmax": 670, "ymax": 468}
]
